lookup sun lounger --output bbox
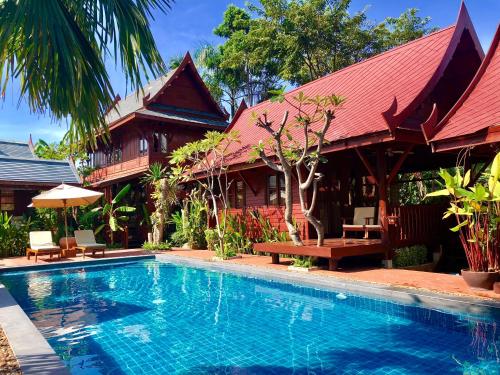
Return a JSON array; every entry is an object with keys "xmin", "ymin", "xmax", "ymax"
[
  {"xmin": 27, "ymin": 231, "xmax": 61, "ymax": 262},
  {"xmin": 342, "ymin": 207, "xmax": 382, "ymax": 239},
  {"xmin": 74, "ymin": 230, "xmax": 106, "ymax": 258}
]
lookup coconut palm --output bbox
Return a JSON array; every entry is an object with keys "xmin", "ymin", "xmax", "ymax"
[{"xmin": 0, "ymin": 0, "xmax": 174, "ymax": 147}]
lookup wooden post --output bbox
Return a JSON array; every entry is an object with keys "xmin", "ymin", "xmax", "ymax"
[
  {"xmin": 271, "ymin": 253, "xmax": 280, "ymax": 264},
  {"xmin": 376, "ymin": 148, "xmax": 391, "ymax": 263}
]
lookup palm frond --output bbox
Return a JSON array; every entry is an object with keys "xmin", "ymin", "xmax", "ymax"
[{"xmin": 0, "ymin": 0, "xmax": 174, "ymax": 147}]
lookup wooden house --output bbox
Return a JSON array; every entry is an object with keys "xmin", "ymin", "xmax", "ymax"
[
  {"xmin": 86, "ymin": 53, "xmax": 229, "ymax": 245},
  {"xmin": 208, "ymin": 4, "xmax": 498, "ymax": 268},
  {"xmin": 0, "ymin": 140, "xmax": 80, "ymax": 216}
]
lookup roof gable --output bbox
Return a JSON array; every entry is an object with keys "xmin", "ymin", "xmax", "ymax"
[
  {"xmin": 426, "ymin": 24, "xmax": 500, "ymax": 151},
  {"xmin": 106, "ymin": 53, "xmax": 227, "ymax": 127}
]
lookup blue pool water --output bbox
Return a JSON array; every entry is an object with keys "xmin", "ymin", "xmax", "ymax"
[{"xmin": 1, "ymin": 259, "xmax": 499, "ymax": 374}]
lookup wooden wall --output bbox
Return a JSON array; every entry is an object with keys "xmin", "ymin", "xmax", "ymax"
[{"xmin": 156, "ymin": 68, "xmax": 221, "ymax": 116}]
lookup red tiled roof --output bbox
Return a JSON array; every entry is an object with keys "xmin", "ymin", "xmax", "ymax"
[
  {"xmin": 429, "ymin": 24, "xmax": 500, "ymax": 149},
  {"xmin": 223, "ymin": 4, "xmax": 480, "ymax": 167}
]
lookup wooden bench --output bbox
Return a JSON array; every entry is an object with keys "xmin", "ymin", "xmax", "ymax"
[{"xmin": 254, "ymin": 239, "xmax": 386, "ymax": 270}]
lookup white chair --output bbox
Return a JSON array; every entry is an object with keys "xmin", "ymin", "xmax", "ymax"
[
  {"xmin": 74, "ymin": 230, "xmax": 106, "ymax": 258},
  {"xmin": 27, "ymin": 231, "xmax": 61, "ymax": 262},
  {"xmin": 342, "ymin": 207, "xmax": 382, "ymax": 239}
]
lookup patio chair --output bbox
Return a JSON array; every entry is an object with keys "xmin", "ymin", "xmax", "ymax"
[
  {"xmin": 27, "ymin": 231, "xmax": 61, "ymax": 262},
  {"xmin": 342, "ymin": 207, "xmax": 382, "ymax": 239},
  {"xmin": 74, "ymin": 230, "xmax": 106, "ymax": 258}
]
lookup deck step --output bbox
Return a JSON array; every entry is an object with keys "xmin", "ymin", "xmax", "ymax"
[{"xmin": 493, "ymin": 282, "xmax": 500, "ymax": 294}]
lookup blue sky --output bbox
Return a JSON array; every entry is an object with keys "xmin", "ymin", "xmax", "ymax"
[{"xmin": 1, "ymin": 0, "xmax": 498, "ymax": 143}]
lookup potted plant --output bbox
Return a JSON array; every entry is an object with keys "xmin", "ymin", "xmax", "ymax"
[{"xmin": 427, "ymin": 153, "xmax": 500, "ymax": 289}]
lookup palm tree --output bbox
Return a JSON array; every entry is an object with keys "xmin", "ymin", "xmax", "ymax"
[{"xmin": 0, "ymin": 0, "xmax": 174, "ymax": 147}]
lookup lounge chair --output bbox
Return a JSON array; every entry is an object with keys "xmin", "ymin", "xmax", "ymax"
[
  {"xmin": 342, "ymin": 207, "xmax": 382, "ymax": 239},
  {"xmin": 27, "ymin": 231, "xmax": 61, "ymax": 262},
  {"xmin": 74, "ymin": 230, "xmax": 106, "ymax": 258}
]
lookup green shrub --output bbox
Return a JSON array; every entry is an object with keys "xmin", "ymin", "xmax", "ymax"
[
  {"xmin": 225, "ymin": 214, "xmax": 253, "ymax": 254},
  {"xmin": 248, "ymin": 211, "xmax": 288, "ymax": 243},
  {"xmin": 204, "ymin": 229, "xmax": 218, "ymax": 252},
  {"xmin": 0, "ymin": 212, "xmax": 31, "ymax": 257},
  {"xmin": 292, "ymin": 256, "xmax": 315, "ymax": 268},
  {"xmin": 169, "ymin": 191, "xmax": 207, "ymax": 249},
  {"xmin": 142, "ymin": 241, "xmax": 171, "ymax": 251},
  {"xmin": 393, "ymin": 245, "xmax": 428, "ymax": 268}
]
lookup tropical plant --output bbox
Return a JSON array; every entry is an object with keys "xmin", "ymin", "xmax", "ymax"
[
  {"xmin": 170, "ymin": 131, "xmax": 240, "ymax": 258},
  {"xmin": 34, "ymin": 139, "xmax": 87, "ymax": 161},
  {"xmin": 426, "ymin": 152, "xmax": 500, "ymax": 272},
  {"xmin": 141, "ymin": 163, "xmax": 178, "ymax": 245},
  {"xmin": 204, "ymin": 228, "xmax": 218, "ymax": 252},
  {"xmin": 0, "ymin": 212, "xmax": 31, "ymax": 257},
  {"xmin": 292, "ymin": 256, "xmax": 315, "ymax": 268},
  {"xmin": 170, "ymin": 190, "xmax": 207, "ymax": 249},
  {"xmin": 83, "ymin": 184, "xmax": 136, "ymax": 245},
  {"xmin": 249, "ymin": 211, "xmax": 288, "ymax": 243},
  {"xmin": 224, "ymin": 213, "xmax": 253, "ymax": 254},
  {"xmin": 142, "ymin": 241, "xmax": 171, "ymax": 251},
  {"xmin": 0, "ymin": 0, "xmax": 174, "ymax": 147},
  {"xmin": 250, "ymin": 91, "xmax": 344, "ymax": 246},
  {"xmin": 393, "ymin": 245, "xmax": 428, "ymax": 268}
]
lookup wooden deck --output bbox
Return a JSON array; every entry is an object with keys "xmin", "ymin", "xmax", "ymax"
[{"xmin": 253, "ymin": 238, "xmax": 386, "ymax": 270}]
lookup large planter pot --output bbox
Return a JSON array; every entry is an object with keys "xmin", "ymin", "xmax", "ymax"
[{"xmin": 461, "ymin": 269, "xmax": 498, "ymax": 290}]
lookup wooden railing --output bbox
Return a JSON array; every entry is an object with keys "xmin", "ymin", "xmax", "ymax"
[
  {"xmin": 87, "ymin": 155, "xmax": 150, "ymax": 184},
  {"xmin": 389, "ymin": 204, "xmax": 445, "ymax": 248}
]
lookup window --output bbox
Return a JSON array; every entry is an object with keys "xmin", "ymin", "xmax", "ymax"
[
  {"xmin": 153, "ymin": 131, "xmax": 168, "ymax": 153},
  {"xmin": 235, "ymin": 180, "xmax": 246, "ymax": 209},
  {"xmin": 113, "ymin": 143, "xmax": 122, "ymax": 163},
  {"xmin": 228, "ymin": 180, "xmax": 246, "ymax": 208},
  {"xmin": 267, "ymin": 174, "xmax": 285, "ymax": 206},
  {"xmin": 0, "ymin": 189, "xmax": 14, "ymax": 212},
  {"xmin": 139, "ymin": 137, "xmax": 148, "ymax": 156}
]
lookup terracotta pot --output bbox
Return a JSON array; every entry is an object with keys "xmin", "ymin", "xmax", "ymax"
[{"xmin": 461, "ymin": 269, "xmax": 498, "ymax": 290}]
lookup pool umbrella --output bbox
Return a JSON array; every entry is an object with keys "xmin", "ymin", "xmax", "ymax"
[{"xmin": 29, "ymin": 184, "xmax": 103, "ymax": 249}]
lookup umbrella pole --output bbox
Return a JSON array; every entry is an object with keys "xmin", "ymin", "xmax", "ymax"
[{"xmin": 63, "ymin": 200, "xmax": 69, "ymax": 250}]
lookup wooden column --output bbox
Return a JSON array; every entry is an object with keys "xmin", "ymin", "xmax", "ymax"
[{"xmin": 376, "ymin": 148, "xmax": 390, "ymax": 255}]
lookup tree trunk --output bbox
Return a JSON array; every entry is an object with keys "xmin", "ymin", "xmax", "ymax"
[
  {"xmin": 307, "ymin": 213, "xmax": 324, "ymax": 247},
  {"xmin": 284, "ymin": 170, "xmax": 303, "ymax": 246}
]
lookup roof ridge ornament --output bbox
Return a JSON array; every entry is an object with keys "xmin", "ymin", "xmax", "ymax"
[
  {"xmin": 381, "ymin": 97, "xmax": 399, "ymax": 134},
  {"xmin": 420, "ymin": 103, "xmax": 439, "ymax": 145}
]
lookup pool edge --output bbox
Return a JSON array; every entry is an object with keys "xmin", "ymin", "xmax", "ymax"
[
  {"xmin": 0, "ymin": 254, "xmax": 155, "ymax": 274},
  {"xmin": 156, "ymin": 254, "xmax": 500, "ymax": 317},
  {"xmin": 0, "ymin": 254, "xmax": 155, "ymax": 375},
  {"xmin": 0, "ymin": 284, "xmax": 69, "ymax": 375}
]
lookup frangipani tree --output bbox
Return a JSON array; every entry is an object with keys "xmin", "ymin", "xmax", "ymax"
[
  {"xmin": 170, "ymin": 130, "xmax": 240, "ymax": 258},
  {"xmin": 426, "ymin": 152, "xmax": 500, "ymax": 272},
  {"xmin": 250, "ymin": 90, "xmax": 344, "ymax": 246}
]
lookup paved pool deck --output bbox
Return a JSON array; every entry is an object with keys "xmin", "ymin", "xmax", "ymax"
[{"xmin": 1, "ymin": 248, "xmax": 499, "ymax": 301}]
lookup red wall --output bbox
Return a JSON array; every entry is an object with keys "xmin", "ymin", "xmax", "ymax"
[{"xmin": 227, "ymin": 167, "xmax": 309, "ymax": 240}]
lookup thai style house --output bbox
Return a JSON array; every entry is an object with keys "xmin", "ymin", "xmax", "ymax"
[
  {"xmin": 86, "ymin": 53, "xmax": 229, "ymax": 245},
  {"xmin": 0, "ymin": 139, "xmax": 80, "ymax": 216},
  {"xmin": 208, "ymin": 4, "xmax": 498, "ymax": 268}
]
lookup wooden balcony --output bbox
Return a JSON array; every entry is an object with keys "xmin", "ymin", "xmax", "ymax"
[{"xmin": 88, "ymin": 154, "xmax": 165, "ymax": 186}]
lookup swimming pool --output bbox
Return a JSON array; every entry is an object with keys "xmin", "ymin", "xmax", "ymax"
[{"xmin": 1, "ymin": 258, "xmax": 499, "ymax": 374}]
